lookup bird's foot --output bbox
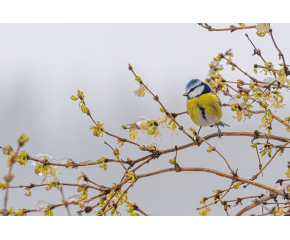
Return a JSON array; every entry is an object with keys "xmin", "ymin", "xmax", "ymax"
[
  {"xmin": 216, "ymin": 121, "xmax": 230, "ymax": 128},
  {"xmin": 217, "ymin": 128, "xmax": 222, "ymax": 139}
]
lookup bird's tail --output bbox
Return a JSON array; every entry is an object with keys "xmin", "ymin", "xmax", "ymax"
[{"xmin": 216, "ymin": 121, "xmax": 230, "ymax": 127}]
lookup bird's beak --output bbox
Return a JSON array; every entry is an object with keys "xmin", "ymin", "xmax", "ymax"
[{"xmin": 183, "ymin": 93, "xmax": 188, "ymax": 96}]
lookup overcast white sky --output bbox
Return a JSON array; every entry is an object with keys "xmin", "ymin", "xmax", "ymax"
[{"xmin": 1, "ymin": 23, "xmax": 290, "ymax": 216}]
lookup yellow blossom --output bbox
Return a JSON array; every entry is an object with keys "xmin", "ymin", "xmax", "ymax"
[
  {"xmin": 79, "ymin": 201, "xmax": 85, "ymax": 209},
  {"xmin": 14, "ymin": 209, "xmax": 27, "ymax": 216},
  {"xmin": 166, "ymin": 120, "xmax": 178, "ymax": 137},
  {"xmin": 147, "ymin": 125, "xmax": 161, "ymax": 139},
  {"xmin": 129, "ymin": 128, "xmax": 139, "ymax": 141},
  {"xmin": 274, "ymin": 207, "xmax": 284, "ymax": 216},
  {"xmin": 259, "ymin": 110, "xmax": 272, "ymax": 129},
  {"xmin": 34, "ymin": 163, "xmax": 56, "ymax": 176},
  {"xmin": 133, "ymin": 84, "xmax": 147, "ymax": 97},
  {"xmin": 260, "ymin": 92, "xmax": 272, "ymax": 105},
  {"xmin": 285, "ymin": 127, "xmax": 290, "ymax": 133},
  {"xmin": 285, "ymin": 167, "xmax": 290, "ymax": 179},
  {"xmin": 157, "ymin": 115, "xmax": 178, "ymax": 136},
  {"xmin": 198, "ymin": 206, "xmax": 211, "ymax": 216},
  {"xmin": 271, "ymin": 98, "xmax": 285, "ymax": 110},
  {"xmin": 233, "ymin": 110, "xmax": 243, "ymax": 122},
  {"xmin": 261, "ymin": 68, "xmax": 270, "ymax": 75},
  {"xmin": 90, "ymin": 121, "xmax": 105, "ymax": 137},
  {"xmin": 139, "ymin": 121, "xmax": 150, "ymax": 131},
  {"xmin": 277, "ymin": 71, "xmax": 290, "ymax": 86},
  {"xmin": 156, "ymin": 115, "xmax": 168, "ymax": 125},
  {"xmin": 238, "ymin": 23, "xmax": 245, "ymax": 29},
  {"xmin": 17, "ymin": 134, "xmax": 30, "ymax": 147},
  {"xmin": 260, "ymin": 119, "xmax": 266, "ymax": 127},
  {"xmin": 256, "ymin": 23, "xmax": 270, "ymax": 37}
]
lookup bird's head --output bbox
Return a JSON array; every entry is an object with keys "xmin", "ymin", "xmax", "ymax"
[{"xmin": 183, "ymin": 79, "xmax": 211, "ymax": 100}]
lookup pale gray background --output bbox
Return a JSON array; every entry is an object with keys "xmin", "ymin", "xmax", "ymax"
[{"xmin": 0, "ymin": 23, "xmax": 289, "ymax": 216}]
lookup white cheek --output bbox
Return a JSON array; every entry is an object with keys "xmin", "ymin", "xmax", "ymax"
[{"xmin": 188, "ymin": 85, "xmax": 204, "ymax": 99}]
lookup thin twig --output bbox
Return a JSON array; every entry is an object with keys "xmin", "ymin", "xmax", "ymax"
[
  {"xmin": 269, "ymin": 26, "xmax": 288, "ymax": 75},
  {"xmin": 245, "ymin": 33, "xmax": 267, "ymax": 63},
  {"xmin": 236, "ymin": 194, "xmax": 274, "ymax": 216},
  {"xmin": 60, "ymin": 186, "xmax": 71, "ymax": 216},
  {"xmin": 3, "ymin": 145, "xmax": 20, "ymax": 214},
  {"xmin": 251, "ymin": 140, "xmax": 290, "ymax": 181},
  {"xmin": 198, "ymin": 23, "xmax": 256, "ymax": 32},
  {"xmin": 135, "ymin": 206, "xmax": 148, "ymax": 216},
  {"xmin": 256, "ymin": 146, "xmax": 262, "ymax": 170}
]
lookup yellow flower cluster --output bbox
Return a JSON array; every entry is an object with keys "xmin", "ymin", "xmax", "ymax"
[
  {"xmin": 129, "ymin": 128, "xmax": 140, "ymax": 141},
  {"xmin": 128, "ymin": 118, "xmax": 162, "ymax": 141},
  {"xmin": 156, "ymin": 115, "xmax": 178, "ymax": 137},
  {"xmin": 285, "ymin": 167, "xmax": 290, "ymax": 179},
  {"xmin": 133, "ymin": 84, "xmax": 147, "ymax": 97},
  {"xmin": 277, "ymin": 69, "xmax": 290, "ymax": 86},
  {"xmin": 34, "ymin": 163, "xmax": 56, "ymax": 176},
  {"xmin": 90, "ymin": 121, "xmax": 105, "ymax": 137},
  {"xmin": 198, "ymin": 206, "xmax": 211, "ymax": 216},
  {"xmin": 231, "ymin": 104, "xmax": 252, "ymax": 122},
  {"xmin": 271, "ymin": 98, "xmax": 285, "ymax": 110},
  {"xmin": 274, "ymin": 207, "xmax": 284, "ymax": 216},
  {"xmin": 259, "ymin": 110, "xmax": 273, "ymax": 134},
  {"xmin": 260, "ymin": 116, "xmax": 272, "ymax": 128},
  {"xmin": 256, "ymin": 23, "xmax": 270, "ymax": 37}
]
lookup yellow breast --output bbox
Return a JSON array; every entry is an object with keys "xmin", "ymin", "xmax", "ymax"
[{"xmin": 186, "ymin": 93, "xmax": 223, "ymax": 127}]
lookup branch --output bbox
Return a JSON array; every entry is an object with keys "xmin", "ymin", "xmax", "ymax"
[
  {"xmin": 221, "ymin": 54, "xmax": 259, "ymax": 83},
  {"xmin": 28, "ymin": 155, "xmax": 129, "ymax": 167},
  {"xmin": 249, "ymin": 140, "xmax": 290, "ymax": 182},
  {"xmin": 245, "ymin": 33, "xmax": 267, "ymax": 63},
  {"xmin": 83, "ymin": 99, "xmax": 146, "ymax": 150},
  {"xmin": 3, "ymin": 145, "xmax": 21, "ymax": 214},
  {"xmin": 269, "ymin": 27, "xmax": 289, "ymax": 75},
  {"xmin": 198, "ymin": 23, "xmax": 256, "ymax": 32},
  {"xmin": 255, "ymin": 146, "xmax": 262, "ymax": 170},
  {"xmin": 136, "ymin": 167, "xmax": 285, "ymax": 197},
  {"xmin": 130, "ymin": 131, "xmax": 290, "ymax": 170},
  {"xmin": 129, "ymin": 65, "xmax": 234, "ymax": 174},
  {"xmin": 24, "ymin": 192, "xmax": 106, "ymax": 215},
  {"xmin": 59, "ymin": 185, "xmax": 71, "ymax": 216},
  {"xmin": 270, "ymin": 111, "xmax": 290, "ymax": 129},
  {"xmin": 235, "ymin": 194, "xmax": 274, "ymax": 216},
  {"xmin": 134, "ymin": 205, "xmax": 148, "ymax": 216},
  {"xmin": 9, "ymin": 182, "xmax": 103, "ymax": 191},
  {"xmin": 254, "ymin": 64, "xmax": 278, "ymax": 73}
]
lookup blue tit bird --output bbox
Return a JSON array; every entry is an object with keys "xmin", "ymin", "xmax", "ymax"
[{"xmin": 183, "ymin": 79, "xmax": 229, "ymax": 138}]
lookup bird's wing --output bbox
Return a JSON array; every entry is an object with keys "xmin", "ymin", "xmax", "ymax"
[{"xmin": 210, "ymin": 88, "xmax": 222, "ymax": 106}]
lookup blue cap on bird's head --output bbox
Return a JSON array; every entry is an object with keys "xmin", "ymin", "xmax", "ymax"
[
  {"xmin": 185, "ymin": 79, "xmax": 202, "ymax": 93},
  {"xmin": 183, "ymin": 79, "xmax": 211, "ymax": 99}
]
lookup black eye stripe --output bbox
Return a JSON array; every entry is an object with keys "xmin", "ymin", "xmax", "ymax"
[{"xmin": 188, "ymin": 84, "xmax": 201, "ymax": 94}]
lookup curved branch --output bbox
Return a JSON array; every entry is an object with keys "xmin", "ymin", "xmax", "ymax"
[
  {"xmin": 160, "ymin": 131, "xmax": 290, "ymax": 156},
  {"xmin": 17, "ymin": 131, "xmax": 289, "ymax": 170},
  {"xmin": 137, "ymin": 167, "xmax": 285, "ymax": 197},
  {"xmin": 235, "ymin": 194, "xmax": 274, "ymax": 216},
  {"xmin": 133, "ymin": 131, "xmax": 290, "ymax": 165}
]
